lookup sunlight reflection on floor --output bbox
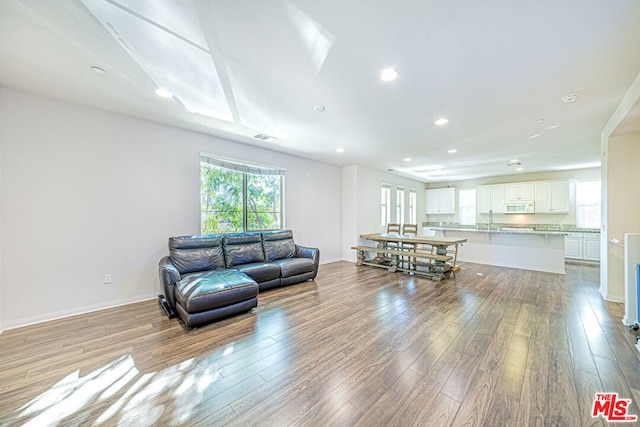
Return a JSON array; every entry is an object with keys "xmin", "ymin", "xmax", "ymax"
[{"xmin": 15, "ymin": 353, "xmax": 221, "ymax": 426}]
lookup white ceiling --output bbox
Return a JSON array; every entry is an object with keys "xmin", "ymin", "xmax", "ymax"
[{"xmin": 1, "ymin": 0, "xmax": 639, "ymax": 182}]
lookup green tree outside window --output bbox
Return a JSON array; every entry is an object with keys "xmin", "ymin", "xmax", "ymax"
[{"xmin": 200, "ymin": 160, "xmax": 283, "ymax": 234}]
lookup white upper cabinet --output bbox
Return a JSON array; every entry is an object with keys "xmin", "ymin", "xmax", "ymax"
[
  {"xmin": 550, "ymin": 181, "xmax": 570, "ymax": 213},
  {"xmin": 503, "ymin": 183, "xmax": 534, "ymax": 201},
  {"xmin": 477, "ymin": 185, "xmax": 504, "ymax": 213},
  {"xmin": 535, "ymin": 181, "xmax": 569, "ymax": 213},
  {"xmin": 534, "ymin": 182, "xmax": 551, "ymax": 211},
  {"xmin": 425, "ymin": 188, "xmax": 456, "ymax": 214}
]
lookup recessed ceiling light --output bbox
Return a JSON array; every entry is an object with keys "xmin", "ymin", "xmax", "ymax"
[
  {"xmin": 536, "ymin": 118, "xmax": 545, "ymax": 123},
  {"xmin": 380, "ymin": 68, "xmax": 398, "ymax": 82},
  {"xmin": 447, "ymin": 149, "xmax": 457, "ymax": 154},
  {"xmin": 561, "ymin": 93, "xmax": 579, "ymax": 103},
  {"xmin": 510, "ymin": 159, "xmax": 520, "ymax": 163},
  {"xmin": 155, "ymin": 88, "xmax": 173, "ymax": 99},
  {"xmin": 336, "ymin": 147, "xmax": 344, "ymax": 153},
  {"xmin": 547, "ymin": 124, "xmax": 559, "ymax": 130},
  {"xmin": 91, "ymin": 66, "xmax": 105, "ymax": 74},
  {"xmin": 434, "ymin": 118, "xmax": 449, "ymax": 126},
  {"xmin": 403, "ymin": 157, "xmax": 412, "ymax": 162},
  {"xmin": 528, "ymin": 133, "xmax": 541, "ymax": 139},
  {"xmin": 313, "ymin": 105, "xmax": 325, "ymax": 112},
  {"xmin": 516, "ymin": 167, "xmax": 524, "ymax": 172}
]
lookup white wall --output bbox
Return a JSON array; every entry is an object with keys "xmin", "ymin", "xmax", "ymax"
[
  {"xmin": 341, "ymin": 165, "xmax": 358, "ymax": 263},
  {"xmin": 600, "ymin": 70, "xmax": 640, "ymax": 302},
  {"xmin": 0, "ymin": 87, "xmax": 342, "ymax": 330},
  {"xmin": 0, "ymin": 87, "xmax": 3, "ymax": 328},
  {"xmin": 426, "ymin": 168, "xmax": 601, "ymax": 226},
  {"xmin": 604, "ymin": 133, "xmax": 640, "ymax": 302},
  {"xmin": 341, "ymin": 164, "xmax": 426, "ymax": 262}
]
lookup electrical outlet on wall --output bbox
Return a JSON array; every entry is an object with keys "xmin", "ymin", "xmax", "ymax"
[{"xmin": 104, "ymin": 274, "xmax": 112, "ymax": 284}]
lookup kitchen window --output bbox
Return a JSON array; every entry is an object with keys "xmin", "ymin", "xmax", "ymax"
[
  {"xmin": 200, "ymin": 155, "xmax": 284, "ymax": 234},
  {"xmin": 576, "ymin": 180, "xmax": 601, "ymax": 229},
  {"xmin": 459, "ymin": 188, "xmax": 476, "ymax": 226}
]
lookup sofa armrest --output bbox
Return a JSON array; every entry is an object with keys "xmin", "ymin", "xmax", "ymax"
[
  {"xmin": 159, "ymin": 256, "xmax": 181, "ymax": 308},
  {"xmin": 295, "ymin": 244, "xmax": 320, "ymax": 279}
]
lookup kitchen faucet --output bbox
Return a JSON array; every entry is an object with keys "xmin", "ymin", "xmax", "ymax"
[{"xmin": 488, "ymin": 210, "xmax": 493, "ymax": 232}]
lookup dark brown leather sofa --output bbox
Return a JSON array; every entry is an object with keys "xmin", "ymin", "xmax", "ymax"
[{"xmin": 158, "ymin": 230, "xmax": 319, "ymax": 327}]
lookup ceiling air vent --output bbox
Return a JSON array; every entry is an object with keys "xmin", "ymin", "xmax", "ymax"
[{"xmin": 254, "ymin": 133, "xmax": 276, "ymax": 141}]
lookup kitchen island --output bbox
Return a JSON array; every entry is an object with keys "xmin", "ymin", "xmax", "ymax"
[{"xmin": 429, "ymin": 227, "xmax": 567, "ymax": 274}]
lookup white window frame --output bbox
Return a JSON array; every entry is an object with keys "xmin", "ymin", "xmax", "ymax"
[
  {"xmin": 396, "ymin": 186, "xmax": 405, "ymax": 225},
  {"xmin": 409, "ymin": 189, "xmax": 417, "ymax": 224},
  {"xmin": 381, "ymin": 183, "xmax": 391, "ymax": 227},
  {"xmin": 200, "ymin": 154, "xmax": 285, "ymax": 233}
]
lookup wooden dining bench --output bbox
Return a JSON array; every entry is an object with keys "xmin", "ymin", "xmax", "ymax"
[{"xmin": 351, "ymin": 246, "xmax": 452, "ymax": 270}]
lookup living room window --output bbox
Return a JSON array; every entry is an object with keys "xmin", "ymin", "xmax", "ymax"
[
  {"xmin": 396, "ymin": 186, "xmax": 405, "ymax": 224},
  {"xmin": 381, "ymin": 183, "xmax": 391, "ymax": 226},
  {"xmin": 200, "ymin": 155, "xmax": 284, "ymax": 234},
  {"xmin": 409, "ymin": 189, "xmax": 417, "ymax": 224}
]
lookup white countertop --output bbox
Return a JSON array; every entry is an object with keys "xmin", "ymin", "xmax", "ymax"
[{"xmin": 428, "ymin": 227, "xmax": 568, "ymax": 236}]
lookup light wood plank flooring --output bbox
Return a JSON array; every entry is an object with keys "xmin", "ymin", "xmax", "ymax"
[{"xmin": 1, "ymin": 261, "xmax": 639, "ymax": 426}]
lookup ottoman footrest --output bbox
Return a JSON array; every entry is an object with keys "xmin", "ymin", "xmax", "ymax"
[{"xmin": 174, "ymin": 269, "xmax": 259, "ymax": 327}]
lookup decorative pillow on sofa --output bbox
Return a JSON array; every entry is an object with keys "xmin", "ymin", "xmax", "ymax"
[
  {"xmin": 262, "ymin": 230, "xmax": 296, "ymax": 261},
  {"xmin": 169, "ymin": 235, "xmax": 225, "ymax": 274}
]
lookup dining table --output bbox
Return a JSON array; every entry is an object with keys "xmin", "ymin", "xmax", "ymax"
[{"xmin": 353, "ymin": 232, "xmax": 467, "ymax": 281}]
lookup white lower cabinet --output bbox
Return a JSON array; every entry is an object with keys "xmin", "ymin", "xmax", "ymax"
[
  {"xmin": 583, "ymin": 233, "xmax": 601, "ymax": 261},
  {"xmin": 564, "ymin": 233, "xmax": 583, "ymax": 259},
  {"xmin": 565, "ymin": 232, "xmax": 600, "ymax": 261}
]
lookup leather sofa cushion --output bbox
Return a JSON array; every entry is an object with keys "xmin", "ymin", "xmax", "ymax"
[
  {"xmin": 274, "ymin": 257, "xmax": 315, "ymax": 278},
  {"xmin": 262, "ymin": 230, "xmax": 296, "ymax": 261},
  {"xmin": 235, "ymin": 262, "xmax": 281, "ymax": 283},
  {"xmin": 175, "ymin": 269, "xmax": 258, "ymax": 314},
  {"xmin": 223, "ymin": 233, "xmax": 265, "ymax": 267},
  {"xmin": 169, "ymin": 235, "xmax": 225, "ymax": 274}
]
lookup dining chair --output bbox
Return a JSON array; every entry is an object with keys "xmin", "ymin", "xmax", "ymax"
[
  {"xmin": 387, "ymin": 223, "xmax": 400, "ymax": 233},
  {"xmin": 401, "ymin": 224, "xmax": 418, "ymax": 269},
  {"xmin": 402, "ymin": 224, "xmax": 417, "ymax": 235},
  {"xmin": 384, "ymin": 223, "xmax": 401, "ymax": 263}
]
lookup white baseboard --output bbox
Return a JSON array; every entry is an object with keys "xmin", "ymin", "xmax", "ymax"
[
  {"xmin": 319, "ymin": 257, "xmax": 343, "ymax": 265},
  {"xmin": 0, "ymin": 293, "xmax": 157, "ymax": 334},
  {"xmin": 0, "ymin": 259, "xmax": 343, "ymax": 333},
  {"xmin": 604, "ymin": 294, "xmax": 625, "ymax": 303}
]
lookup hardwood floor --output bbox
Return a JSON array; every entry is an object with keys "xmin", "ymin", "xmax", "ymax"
[{"xmin": 1, "ymin": 261, "xmax": 639, "ymax": 426}]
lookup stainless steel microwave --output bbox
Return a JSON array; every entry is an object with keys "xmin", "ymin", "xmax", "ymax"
[{"xmin": 504, "ymin": 201, "xmax": 535, "ymax": 214}]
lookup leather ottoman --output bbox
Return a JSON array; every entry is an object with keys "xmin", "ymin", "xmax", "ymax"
[{"xmin": 174, "ymin": 269, "xmax": 258, "ymax": 327}]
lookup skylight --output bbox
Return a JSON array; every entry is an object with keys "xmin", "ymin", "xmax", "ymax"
[{"xmin": 81, "ymin": 0, "xmax": 232, "ymax": 121}]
